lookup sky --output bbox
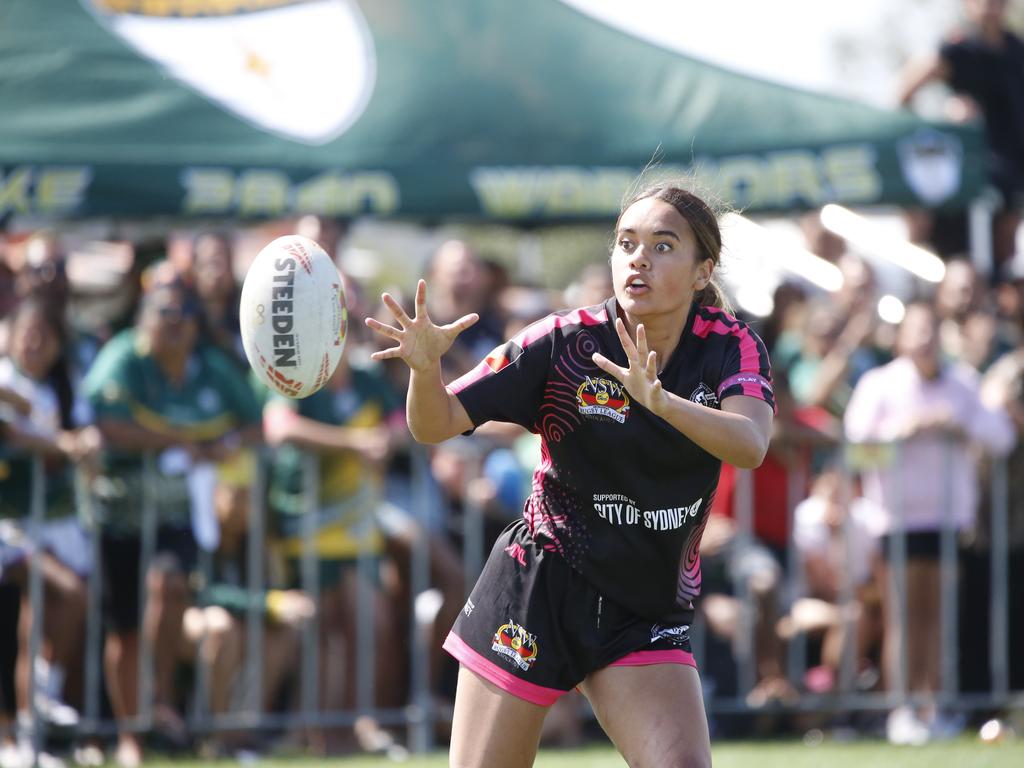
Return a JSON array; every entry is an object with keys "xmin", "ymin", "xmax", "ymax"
[{"xmin": 559, "ymin": 0, "xmax": 959, "ymax": 107}]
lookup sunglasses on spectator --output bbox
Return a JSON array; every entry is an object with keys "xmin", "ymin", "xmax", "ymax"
[{"xmin": 151, "ymin": 303, "xmax": 198, "ymax": 322}]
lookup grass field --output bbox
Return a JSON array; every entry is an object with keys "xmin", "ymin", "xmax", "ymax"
[{"xmin": 143, "ymin": 739, "xmax": 1024, "ymax": 767}]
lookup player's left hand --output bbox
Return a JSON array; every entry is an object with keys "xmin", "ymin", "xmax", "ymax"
[{"xmin": 592, "ymin": 317, "xmax": 669, "ymax": 418}]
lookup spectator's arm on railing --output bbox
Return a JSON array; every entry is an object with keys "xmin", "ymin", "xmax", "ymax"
[
  {"xmin": 966, "ymin": 385, "xmax": 1016, "ymax": 457},
  {"xmin": 264, "ymin": 402, "xmax": 394, "ymax": 463},
  {"xmin": 843, "ymin": 367, "xmax": 891, "ymax": 444},
  {"xmin": 95, "ymin": 418, "xmax": 184, "ymax": 453}
]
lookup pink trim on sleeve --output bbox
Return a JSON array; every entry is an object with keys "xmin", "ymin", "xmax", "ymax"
[
  {"xmin": 692, "ymin": 308, "xmax": 771, "ymax": 400},
  {"xmin": 716, "ymin": 372, "xmax": 772, "ymax": 400},
  {"xmin": 442, "ymin": 632, "xmax": 565, "ymax": 707},
  {"xmin": 609, "ymin": 649, "xmax": 697, "ymax": 668}
]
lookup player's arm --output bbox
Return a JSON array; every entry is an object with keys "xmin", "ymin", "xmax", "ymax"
[
  {"xmin": 593, "ymin": 318, "xmax": 772, "ymax": 468},
  {"xmin": 365, "ymin": 279, "xmax": 475, "ymax": 444},
  {"xmin": 897, "ymin": 52, "xmax": 951, "ymax": 106},
  {"xmin": 659, "ymin": 393, "xmax": 772, "ymax": 469}
]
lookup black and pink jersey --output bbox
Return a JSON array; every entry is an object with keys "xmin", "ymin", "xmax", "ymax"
[{"xmin": 448, "ymin": 297, "xmax": 774, "ymax": 625}]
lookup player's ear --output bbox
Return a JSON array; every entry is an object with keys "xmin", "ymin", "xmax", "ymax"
[{"xmin": 693, "ymin": 258, "xmax": 713, "ymax": 291}]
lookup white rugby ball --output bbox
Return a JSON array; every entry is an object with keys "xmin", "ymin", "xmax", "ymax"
[{"xmin": 240, "ymin": 235, "xmax": 348, "ymax": 399}]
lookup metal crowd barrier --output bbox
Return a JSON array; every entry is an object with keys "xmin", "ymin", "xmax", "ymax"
[{"xmin": 6, "ymin": 439, "xmax": 1022, "ymax": 755}]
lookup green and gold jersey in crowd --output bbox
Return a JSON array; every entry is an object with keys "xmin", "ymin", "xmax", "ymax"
[
  {"xmin": 267, "ymin": 362, "xmax": 401, "ymax": 561},
  {"xmin": 82, "ymin": 329, "xmax": 261, "ymax": 531}
]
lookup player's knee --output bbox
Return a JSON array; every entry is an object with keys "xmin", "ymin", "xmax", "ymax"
[{"xmin": 642, "ymin": 737, "xmax": 711, "ymax": 768}]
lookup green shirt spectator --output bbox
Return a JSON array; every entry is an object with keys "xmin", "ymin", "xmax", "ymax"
[
  {"xmin": 83, "ymin": 310, "xmax": 261, "ymax": 532},
  {"xmin": 265, "ymin": 359, "xmax": 403, "ymax": 562}
]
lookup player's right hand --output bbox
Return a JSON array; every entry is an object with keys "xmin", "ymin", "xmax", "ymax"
[{"xmin": 365, "ymin": 279, "xmax": 478, "ymax": 372}]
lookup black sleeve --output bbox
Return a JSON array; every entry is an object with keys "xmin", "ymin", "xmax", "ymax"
[
  {"xmin": 446, "ymin": 322, "xmax": 555, "ymax": 432},
  {"xmin": 716, "ymin": 321, "xmax": 775, "ymax": 412},
  {"xmin": 940, "ymin": 38, "xmax": 981, "ymax": 95}
]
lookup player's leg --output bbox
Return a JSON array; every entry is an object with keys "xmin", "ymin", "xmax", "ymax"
[
  {"xmin": 449, "ymin": 666, "xmax": 548, "ymax": 768},
  {"xmin": 580, "ymin": 663, "xmax": 711, "ymax": 768}
]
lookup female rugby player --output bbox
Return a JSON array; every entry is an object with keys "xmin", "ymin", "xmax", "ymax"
[{"xmin": 367, "ymin": 183, "xmax": 774, "ymax": 767}]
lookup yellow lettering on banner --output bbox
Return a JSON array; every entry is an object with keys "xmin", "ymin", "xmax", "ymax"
[
  {"xmin": 543, "ymin": 170, "xmax": 585, "ymax": 215},
  {"xmin": 766, "ymin": 151, "xmax": 825, "ymax": 206},
  {"xmin": 592, "ymin": 170, "xmax": 635, "ymax": 210},
  {"xmin": 236, "ymin": 170, "xmax": 289, "ymax": 215},
  {"xmin": 294, "ymin": 174, "xmax": 348, "ymax": 215},
  {"xmin": 35, "ymin": 169, "xmax": 91, "ymax": 214},
  {"xmin": 182, "ymin": 168, "xmax": 234, "ymax": 213},
  {"xmin": 0, "ymin": 168, "xmax": 32, "ymax": 216},
  {"xmin": 715, "ymin": 156, "xmax": 768, "ymax": 207},
  {"xmin": 471, "ymin": 168, "xmax": 631, "ymax": 218},
  {"xmin": 823, "ymin": 145, "xmax": 882, "ymax": 203},
  {"xmin": 346, "ymin": 173, "xmax": 400, "ymax": 215},
  {"xmin": 471, "ymin": 169, "xmax": 537, "ymax": 218}
]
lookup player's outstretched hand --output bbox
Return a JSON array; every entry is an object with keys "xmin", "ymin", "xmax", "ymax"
[
  {"xmin": 592, "ymin": 317, "xmax": 669, "ymax": 417},
  {"xmin": 365, "ymin": 279, "xmax": 478, "ymax": 372}
]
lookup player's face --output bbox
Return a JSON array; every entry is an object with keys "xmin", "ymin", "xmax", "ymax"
[{"xmin": 611, "ymin": 198, "xmax": 712, "ymax": 321}]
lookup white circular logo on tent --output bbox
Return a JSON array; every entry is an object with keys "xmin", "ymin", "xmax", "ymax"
[{"xmin": 83, "ymin": 0, "xmax": 376, "ymax": 145}]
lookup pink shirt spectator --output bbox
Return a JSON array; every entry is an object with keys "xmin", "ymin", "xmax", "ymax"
[{"xmin": 844, "ymin": 357, "xmax": 1014, "ymax": 534}]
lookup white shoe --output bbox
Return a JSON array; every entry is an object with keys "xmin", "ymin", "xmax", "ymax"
[
  {"xmin": 0, "ymin": 742, "xmax": 26, "ymax": 768},
  {"xmin": 72, "ymin": 744, "xmax": 105, "ymax": 767},
  {"xmin": 12, "ymin": 737, "xmax": 65, "ymax": 768},
  {"xmin": 35, "ymin": 694, "xmax": 80, "ymax": 729},
  {"xmin": 886, "ymin": 706, "xmax": 930, "ymax": 746}
]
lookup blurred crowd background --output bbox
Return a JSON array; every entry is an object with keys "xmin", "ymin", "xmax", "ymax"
[{"xmin": 3, "ymin": 0, "xmax": 1024, "ymax": 765}]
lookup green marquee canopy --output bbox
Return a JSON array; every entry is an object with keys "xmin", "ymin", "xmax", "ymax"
[{"xmin": 0, "ymin": 0, "xmax": 987, "ymax": 222}]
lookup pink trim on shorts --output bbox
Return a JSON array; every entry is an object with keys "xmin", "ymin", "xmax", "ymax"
[
  {"xmin": 442, "ymin": 632, "xmax": 565, "ymax": 707},
  {"xmin": 609, "ymin": 649, "xmax": 697, "ymax": 668}
]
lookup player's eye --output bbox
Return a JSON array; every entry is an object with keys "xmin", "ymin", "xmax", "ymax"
[
  {"xmin": 655, "ymin": 241, "xmax": 673, "ymax": 253},
  {"xmin": 618, "ymin": 238, "xmax": 634, "ymax": 251}
]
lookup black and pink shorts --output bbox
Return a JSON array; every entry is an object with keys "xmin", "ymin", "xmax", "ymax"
[{"xmin": 443, "ymin": 520, "xmax": 696, "ymax": 707}]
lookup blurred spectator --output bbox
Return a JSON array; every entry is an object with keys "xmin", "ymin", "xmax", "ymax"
[
  {"xmin": 775, "ymin": 298, "xmax": 880, "ymax": 416},
  {"xmin": 935, "ymin": 259, "xmax": 1012, "ymax": 370},
  {"xmin": 190, "ymin": 232, "xmax": 245, "ymax": 368},
  {"xmin": 714, "ymin": 373, "xmax": 839, "ymax": 562},
  {"xmin": 263, "ymin": 344, "xmax": 404, "ymax": 754},
  {"xmin": 801, "ymin": 211, "xmax": 847, "ymax": 264},
  {"xmin": 295, "ymin": 215, "xmax": 347, "ymax": 261},
  {"xmin": 563, "ymin": 262, "xmax": 613, "ymax": 310},
  {"xmin": 425, "ymin": 241, "xmax": 504, "ymax": 378},
  {"xmin": 181, "ymin": 458, "xmax": 313, "ymax": 757},
  {"xmin": 0, "ymin": 298, "xmax": 99, "ymax": 766},
  {"xmin": 967, "ymin": 345, "xmax": 1024, "ymax": 695},
  {"xmin": 758, "ymin": 281, "xmax": 807, "ymax": 359},
  {"xmin": 899, "ymin": 0, "xmax": 1024, "ymax": 275},
  {"xmin": 844, "ymin": 301, "xmax": 1014, "ymax": 744},
  {"xmin": 14, "ymin": 233, "xmax": 69, "ymax": 309},
  {"xmin": 708, "ymin": 373, "xmax": 837, "ymax": 708},
  {"xmin": 783, "ymin": 469, "xmax": 885, "ymax": 695},
  {"xmin": 82, "ymin": 278, "xmax": 262, "ymax": 767}
]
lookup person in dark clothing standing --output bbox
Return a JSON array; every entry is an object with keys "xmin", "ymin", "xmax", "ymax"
[{"xmin": 900, "ymin": 0, "xmax": 1024, "ymax": 274}]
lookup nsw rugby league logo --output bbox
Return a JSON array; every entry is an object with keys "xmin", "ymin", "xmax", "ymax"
[
  {"xmin": 576, "ymin": 376, "xmax": 629, "ymax": 423},
  {"xmin": 82, "ymin": 0, "xmax": 376, "ymax": 145},
  {"xmin": 491, "ymin": 620, "xmax": 539, "ymax": 672}
]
